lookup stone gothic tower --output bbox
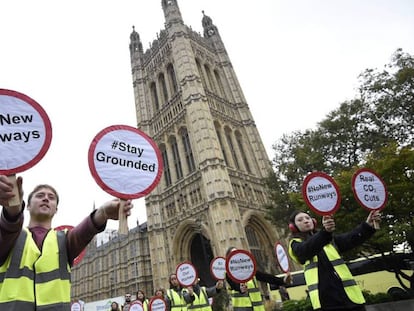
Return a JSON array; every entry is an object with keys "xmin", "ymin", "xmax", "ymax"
[{"xmin": 130, "ymin": 0, "xmax": 282, "ymax": 287}]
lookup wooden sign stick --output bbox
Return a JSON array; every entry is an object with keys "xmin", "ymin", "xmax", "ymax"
[
  {"xmin": 7, "ymin": 174, "xmax": 21, "ymax": 207},
  {"xmin": 118, "ymin": 199, "xmax": 129, "ymax": 235}
]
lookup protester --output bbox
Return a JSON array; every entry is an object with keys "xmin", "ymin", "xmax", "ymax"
[
  {"xmin": 165, "ymin": 273, "xmax": 195, "ymax": 311},
  {"xmin": 226, "ymin": 247, "xmax": 292, "ymax": 311},
  {"xmin": 122, "ymin": 293, "xmax": 133, "ymax": 311},
  {"xmin": 288, "ymin": 210, "xmax": 381, "ymax": 310},
  {"xmin": 188, "ymin": 277, "xmax": 223, "ymax": 311},
  {"xmin": 0, "ymin": 175, "xmax": 133, "ymax": 310}
]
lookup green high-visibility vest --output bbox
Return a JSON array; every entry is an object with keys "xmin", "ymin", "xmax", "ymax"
[
  {"xmin": 289, "ymin": 238, "xmax": 365, "ymax": 310},
  {"xmin": 0, "ymin": 227, "xmax": 71, "ymax": 310}
]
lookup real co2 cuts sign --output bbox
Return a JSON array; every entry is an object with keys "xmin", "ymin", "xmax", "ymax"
[
  {"xmin": 88, "ymin": 125, "xmax": 163, "ymax": 199},
  {"xmin": 302, "ymin": 171, "xmax": 341, "ymax": 215},
  {"xmin": 0, "ymin": 89, "xmax": 52, "ymax": 174},
  {"xmin": 352, "ymin": 168, "xmax": 387, "ymax": 211}
]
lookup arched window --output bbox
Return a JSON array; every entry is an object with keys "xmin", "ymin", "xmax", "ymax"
[
  {"xmin": 181, "ymin": 129, "xmax": 196, "ymax": 173},
  {"xmin": 170, "ymin": 137, "xmax": 183, "ymax": 180},
  {"xmin": 150, "ymin": 82, "xmax": 159, "ymax": 111},
  {"xmin": 167, "ymin": 64, "xmax": 178, "ymax": 94},
  {"xmin": 158, "ymin": 73, "xmax": 169, "ymax": 105},
  {"xmin": 245, "ymin": 226, "xmax": 266, "ymax": 271}
]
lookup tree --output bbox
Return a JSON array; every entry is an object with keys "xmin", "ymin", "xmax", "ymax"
[{"xmin": 264, "ymin": 49, "xmax": 414, "ymax": 252}]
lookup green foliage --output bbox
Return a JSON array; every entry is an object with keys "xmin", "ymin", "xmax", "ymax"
[
  {"xmin": 264, "ymin": 49, "xmax": 414, "ymax": 256},
  {"xmin": 280, "ymin": 299, "xmax": 312, "ymax": 311}
]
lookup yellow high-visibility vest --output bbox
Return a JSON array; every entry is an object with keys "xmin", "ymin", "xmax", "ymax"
[
  {"xmin": 188, "ymin": 286, "xmax": 211, "ymax": 311},
  {"xmin": 0, "ymin": 227, "xmax": 71, "ymax": 310},
  {"xmin": 230, "ymin": 277, "xmax": 264, "ymax": 311},
  {"xmin": 167, "ymin": 288, "xmax": 188, "ymax": 311},
  {"xmin": 289, "ymin": 238, "xmax": 365, "ymax": 309}
]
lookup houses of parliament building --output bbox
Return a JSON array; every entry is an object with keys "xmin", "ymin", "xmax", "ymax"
[{"xmin": 71, "ymin": 0, "xmax": 285, "ymax": 302}]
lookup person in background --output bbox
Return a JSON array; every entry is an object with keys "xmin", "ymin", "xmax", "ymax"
[
  {"xmin": 288, "ymin": 210, "xmax": 381, "ymax": 311},
  {"xmin": 0, "ymin": 175, "xmax": 133, "ymax": 310},
  {"xmin": 188, "ymin": 277, "xmax": 224, "ymax": 311},
  {"xmin": 122, "ymin": 293, "xmax": 133, "ymax": 311},
  {"xmin": 165, "ymin": 273, "xmax": 195, "ymax": 311},
  {"xmin": 111, "ymin": 301, "xmax": 121, "ymax": 311},
  {"xmin": 136, "ymin": 289, "xmax": 149, "ymax": 311},
  {"xmin": 226, "ymin": 246, "xmax": 292, "ymax": 311}
]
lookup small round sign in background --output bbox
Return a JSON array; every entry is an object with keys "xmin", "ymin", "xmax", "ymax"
[
  {"xmin": 54, "ymin": 225, "xmax": 86, "ymax": 266},
  {"xmin": 176, "ymin": 261, "xmax": 197, "ymax": 287},
  {"xmin": 225, "ymin": 249, "xmax": 257, "ymax": 283},
  {"xmin": 70, "ymin": 301, "xmax": 81, "ymax": 311},
  {"xmin": 88, "ymin": 125, "xmax": 163, "ymax": 199},
  {"xmin": 149, "ymin": 297, "xmax": 166, "ymax": 311},
  {"xmin": 130, "ymin": 301, "xmax": 144, "ymax": 311},
  {"xmin": 0, "ymin": 89, "xmax": 52, "ymax": 175},
  {"xmin": 352, "ymin": 168, "xmax": 387, "ymax": 211},
  {"xmin": 210, "ymin": 256, "xmax": 226, "ymax": 280},
  {"xmin": 302, "ymin": 171, "xmax": 341, "ymax": 215},
  {"xmin": 274, "ymin": 242, "xmax": 290, "ymax": 273}
]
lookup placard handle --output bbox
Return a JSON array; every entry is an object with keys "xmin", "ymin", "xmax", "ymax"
[{"xmin": 118, "ymin": 199, "xmax": 129, "ymax": 235}]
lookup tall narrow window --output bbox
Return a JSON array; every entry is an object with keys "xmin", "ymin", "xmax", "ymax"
[
  {"xmin": 181, "ymin": 129, "xmax": 196, "ymax": 173},
  {"xmin": 225, "ymin": 129, "xmax": 239, "ymax": 169},
  {"xmin": 204, "ymin": 64, "xmax": 215, "ymax": 92},
  {"xmin": 167, "ymin": 64, "xmax": 178, "ymax": 94},
  {"xmin": 214, "ymin": 70, "xmax": 226, "ymax": 99},
  {"xmin": 158, "ymin": 73, "xmax": 169, "ymax": 105},
  {"xmin": 236, "ymin": 132, "xmax": 251, "ymax": 173},
  {"xmin": 196, "ymin": 59, "xmax": 207, "ymax": 90},
  {"xmin": 161, "ymin": 146, "xmax": 172, "ymax": 186},
  {"xmin": 170, "ymin": 137, "xmax": 183, "ymax": 180},
  {"xmin": 215, "ymin": 124, "xmax": 229, "ymax": 166},
  {"xmin": 150, "ymin": 82, "xmax": 159, "ymax": 111}
]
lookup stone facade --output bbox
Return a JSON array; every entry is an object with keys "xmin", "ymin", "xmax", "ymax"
[{"xmin": 71, "ymin": 0, "xmax": 285, "ymax": 303}]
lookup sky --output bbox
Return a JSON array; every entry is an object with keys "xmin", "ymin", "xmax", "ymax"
[{"xmin": 1, "ymin": 0, "xmax": 414, "ymax": 230}]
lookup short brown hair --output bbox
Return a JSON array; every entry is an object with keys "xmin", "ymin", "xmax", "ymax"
[{"xmin": 27, "ymin": 184, "xmax": 59, "ymax": 205}]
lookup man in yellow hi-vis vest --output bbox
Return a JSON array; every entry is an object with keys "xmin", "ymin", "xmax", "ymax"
[
  {"xmin": 225, "ymin": 247, "xmax": 292, "ymax": 311},
  {"xmin": 288, "ymin": 210, "xmax": 381, "ymax": 310},
  {"xmin": 0, "ymin": 175, "xmax": 133, "ymax": 310}
]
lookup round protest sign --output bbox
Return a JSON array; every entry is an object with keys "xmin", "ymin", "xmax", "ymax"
[
  {"xmin": 176, "ymin": 261, "xmax": 197, "ymax": 287},
  {"xmin": 0, "ymin": 89, "xmax": 52, "ymax": 175},
  {"xmin": 274, "ymin": 242, "xmax": 290, "ymax": 273},
  {"xmin": 88, "ymin": 125, "xmax": 163, "ymax": 199},
  {"xmin": 225, "ymin": 249, "xmax": 257, "ymax": 283},
  {"xmin": 352, "ymin": 168, "xmax": 387, "ymax": 211},
  {"xmin": 70, "ymin": 302, "xmax": 81, "ymax": 311},
  {"xmin": 210, "ymin": 256, "xmax": 226, "ymax": 280},
  {"xmin": 130, "ymin": 301, "xmax": 144, "ymax": 311},
  {"xmin": 302, "ymin": 171, "xmax": 341, "ymax": 215},
  {"xmin": 149, "ymin": 297, "xmax": 166, "ymax": 311},
  {"xmin": 54, "ymin": 225, "xmax": 86, "ymax": 265}
]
